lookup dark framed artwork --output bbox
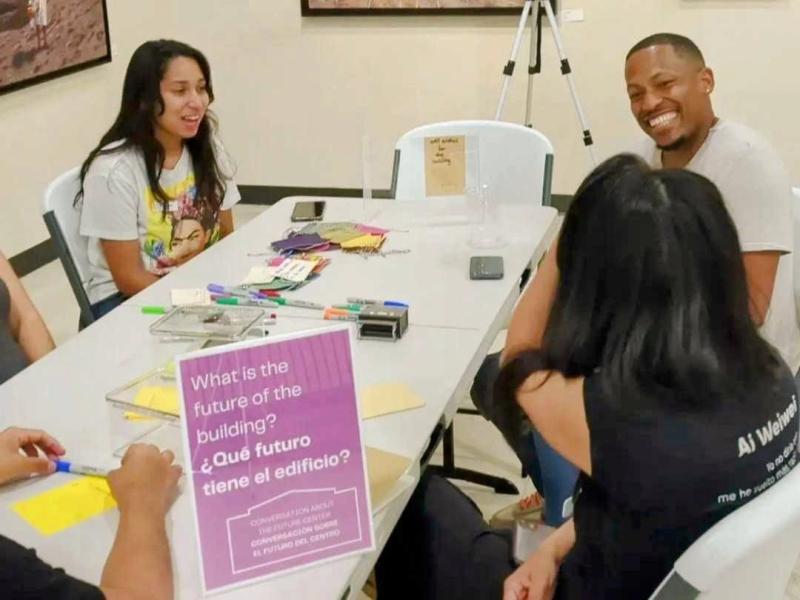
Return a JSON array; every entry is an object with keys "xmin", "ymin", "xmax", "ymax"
[
  {"xmin": 301, "ymin": 1, "xmax": 556, "ymax": 17},
  {"xmin": 0, "ymin": 0, "xmax": 111, "ymax": 95}
]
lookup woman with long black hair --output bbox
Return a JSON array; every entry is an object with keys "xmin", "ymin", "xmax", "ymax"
[
  {"xmin": 76, "ymin": 39, "xmax": 239, "ymax": 319},
  {"xmin": 376, "ymin": 154, "xmax": 799, "ymax": 599}
]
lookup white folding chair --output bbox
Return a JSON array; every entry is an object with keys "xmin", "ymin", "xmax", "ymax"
[
  {"xmin": 649, "ymin": 464, "xmax": 800, "ymax": 599},
  {"xmin": 41, "ymin": 167, "xmax": 95, "ymax": 327},
  {"xmin": 392, "ymin": 120, "xmax": 554, "ymax": 206},
  {"xmin": 394, "ymin": 121, "xmax": 555, "ymax": 494},
  {"xmin": 510, "ymin": 464, "xmax": 800, "ymax": 599}
]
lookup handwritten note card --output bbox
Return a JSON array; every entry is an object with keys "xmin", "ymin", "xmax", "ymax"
[
  {"xmin": 425, "ymin": 136, "xmax": 466, "ymax": 197},
  {"xmin": 273, "ymin": 259, "xmax": 316, "ymax": 283}
]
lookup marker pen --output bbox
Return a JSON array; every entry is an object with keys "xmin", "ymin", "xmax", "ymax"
[
  {"xmin": 346, "ymin": 297, "xmax": 409, "ymax": 308},
  {"xmin": 141, "ymin": 306, "xmax": 167, "ymax": 315},
  {"xmin": 272, "ymin": 298, "xmax": 325, "ymax": 310},
  {"xmin": 207, "ymin": 284, "xmax": 251, "ymax": 299},
  {"xmin": 332, "ymin": 304, "xmax": 363, "ymax": 312},
  {"xmin": 55, "ymin": 460, "xmax": 108, "ymax": 478},
  {"xmin": 324, "ymin": 309, "xmax": 358, "ymax": 321},
  {"xmin": 215, "ymin": 296, "xmax": 279, "ymax": 308}
]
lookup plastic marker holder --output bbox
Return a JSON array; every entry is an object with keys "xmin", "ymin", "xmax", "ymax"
[{"xmin": 55, "ymin": 460, "xmax": 108, "ymax": 478}]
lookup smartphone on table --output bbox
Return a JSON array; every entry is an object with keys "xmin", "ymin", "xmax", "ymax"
[
  {"xmin": 469, "ymin": 256, "xmax": 504, "ymax": 280},
  {"xmin": 291, "ymin": 200, "xmax": 326, "ymax": 222}
]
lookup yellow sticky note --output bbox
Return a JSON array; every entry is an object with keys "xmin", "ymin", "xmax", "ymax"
[
  {"xmin": 160, "ymin": 361, "xmax": 176, "ymax": 380},
  {"xmin": 359, "ymin": 383, "xmax": 425, "ymax": 420},
  {"xmin": 13, "ymin": 477, "xmax": 117, "ymax": 536},
  {"xmin": 125, "ymin": 385, "xmax": 180, "ymax": 420},
  {"xmin": 340, "ymin": 234, "xmax": 385, "ymax": 250},
  {"xmin": 424, "ymin": 135, "xmax": 466, "ymax": 196},
  {"xmin": 366, "ymin": 447, "xmax": 411, "ymax": 512}
]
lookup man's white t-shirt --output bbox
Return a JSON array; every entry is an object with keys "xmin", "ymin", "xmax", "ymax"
[
  {"xmin": 631, "ymin": 120, "xmax": 800, "ymax": 373},
  {"xmin": 79, "ymin": 143, "xmax": 240, "ymax": 304}
]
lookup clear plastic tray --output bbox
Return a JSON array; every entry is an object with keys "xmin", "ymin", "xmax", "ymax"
[
  {"xmin": 106, "ymin": 360, "xmax": 181, "ymax": 421},
  {"xmin": 148, "ymin": 305, "xmax": 265, "ymax": 341}
]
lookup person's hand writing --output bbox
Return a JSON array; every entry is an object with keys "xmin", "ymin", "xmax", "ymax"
[
  {"xmin": 0, "ymin": 427, "xmax": 65, "ymax": 485},
  {"xmin": 108, "ymin": 444, "xmax": 182, "ymax": 517},
  {"xmin": 503, "ymin": 542, "xmax": 559, "ymax": 600}
]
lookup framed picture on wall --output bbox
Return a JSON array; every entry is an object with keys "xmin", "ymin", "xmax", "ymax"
[
  {"xmin": 0, "ymin": 0, "xmax": 111, "ymax": 95},
  {"xmin": 301, "ymin": 1, "xmax": 556, "ymax": 17}
]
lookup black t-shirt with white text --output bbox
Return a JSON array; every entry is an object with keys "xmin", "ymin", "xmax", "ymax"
[{"xmin": 556, "ymin": 367, "xmax": 799, "ymax": 599}]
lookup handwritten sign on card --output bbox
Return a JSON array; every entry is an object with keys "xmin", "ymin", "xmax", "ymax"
[
  {"xmin": 177, "ymin": 325, "xmax": 373, "ymax": 594},
  {"xmin": 424, "ymin": 135, "xmax": 466, "ymax": 196}
]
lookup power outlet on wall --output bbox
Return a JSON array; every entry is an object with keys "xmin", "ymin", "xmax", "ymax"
[{"xmin": 561, "ymin": 8, "xmax": 585, "ymax": 23}]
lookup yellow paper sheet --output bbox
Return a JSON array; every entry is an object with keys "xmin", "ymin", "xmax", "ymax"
[
  {"xmin": 360, "ymin": 383, "xmax": 425, "ymax": 420},
  {"xmin": 13, "ymin": 477, "xmax": 117, "ymax": 536},
  {"xmin": 125, "ymin": 385, "xmax": 180, "ymax": 420},
  {"xmin": 327, "ymin": 231, "xmax": 364, "ymax": 245},
  {"xmin": 424, "ymin": 135, "xmax": 466, "ymax": 196},
  {"xmin": 366, "ymin": 447, "xmax": 412, "ymax": 512},
  {"xmin": 340, "ymin": 234, "xmax": 385, "ymax": 250}
]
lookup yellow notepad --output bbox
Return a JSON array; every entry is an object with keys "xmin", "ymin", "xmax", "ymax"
[
  {"xmin": 13, "ymin": 477, "xmax": 117, "ymax": 536},
  {"xmin": 366, "ymin": 447, "xmax": 412, "ymax": 512},
  {"xmin": 359, "ymin": 383, "xmax": 425, "ymax": 419},
  {"xmin": 125, "ymin": 385, "xmax": 180, "ymax": 420}
]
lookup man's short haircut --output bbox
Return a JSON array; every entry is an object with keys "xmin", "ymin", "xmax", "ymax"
[{"xmin": 626, "ymin": 33, "xmax": 705, "ymax": 65}]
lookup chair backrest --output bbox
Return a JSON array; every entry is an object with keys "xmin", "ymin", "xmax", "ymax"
[
  {"xmin": 650, "ymin": 464, "xmax": 800, "ymax": 599},
  {"xmin": 792, "ymin": 187, "xmax": 800, "ymax": 318},
  {"xmin": 41, "ymin": 167, "xmax": 95, "ymax": 326},
  {"xmin": 392, "ymin": 120, "xmax": 554, "ymax": 206}
]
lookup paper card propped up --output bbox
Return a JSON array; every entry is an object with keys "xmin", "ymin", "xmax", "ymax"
[
  {"xmin": 176, "ymin": 325, "xmax": 373, "ymax": 594},
  {"xmin": 424, "ymin": 135, "xmax": 466, "ymax": 197},
  {"xmin": 13, "ymin": 477, "xmax": 117, "ymax": 536},
  {"xmin": 359, "ymin": 382, "xmax": 425, "ymax": 419}
]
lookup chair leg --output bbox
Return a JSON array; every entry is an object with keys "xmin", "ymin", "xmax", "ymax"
[{"xmin": 428, "ymin": 424, "xmax": 519, "ymax": 495}]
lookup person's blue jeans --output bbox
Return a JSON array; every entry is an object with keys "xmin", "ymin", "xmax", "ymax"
[
  {"xmin": 471, "ymin": 351, "xmax": 578, "ymax": 526},
  {"xmin": 89, "ymin": 292, "xmax": 126, "ymax": 321}
]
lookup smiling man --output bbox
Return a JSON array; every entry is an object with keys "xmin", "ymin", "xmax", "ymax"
[
  {"xmin": 470, "ymin": 32, "xmax": 800, "ymax": 532},
  {"xmin": 624, "ymin": 33, "xmax": 800, "ymax": 365}
]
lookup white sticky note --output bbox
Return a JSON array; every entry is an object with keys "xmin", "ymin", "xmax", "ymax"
[
  {"xmin": 242, "ymin": 266, "xmax": 277, "ymax": 285},
  {"xmin": 274, "ymin": 259, "xmax": 315, "ymax": 283},
  {"xmin": 171, "ymin": 289, "xmax": 211, "ymax": 306}
]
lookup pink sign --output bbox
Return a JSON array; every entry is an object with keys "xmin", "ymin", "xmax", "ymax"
[{"xmin": 177, "ymin": 325, "xmax": 373, "ymax": 594}]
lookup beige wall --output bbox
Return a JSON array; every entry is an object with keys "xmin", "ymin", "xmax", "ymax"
[{"xmin": 2, "ymin": 0, "xmax": 799, "ymax": 256}]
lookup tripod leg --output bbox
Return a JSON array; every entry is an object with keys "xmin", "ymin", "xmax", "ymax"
[
  {"xmin": 541, "ymin": 0, "xmax": 597, "ymax": 165},
  {"xmin": 495, "ymin": 0, "xmax": 534, "ymax": 121},
  {"xmin": 524, "ymin": 0, "xmax": 542, "ymax": 128}
]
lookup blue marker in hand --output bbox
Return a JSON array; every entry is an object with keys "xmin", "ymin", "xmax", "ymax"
[{"xmin": 55, "ymin": 460, "xmax": 108, "ymax": 478}]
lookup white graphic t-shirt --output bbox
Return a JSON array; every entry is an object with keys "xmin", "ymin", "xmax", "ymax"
[{"xmin": 79, "ymin": 142, "xmax": 240, "ymax": 303}]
